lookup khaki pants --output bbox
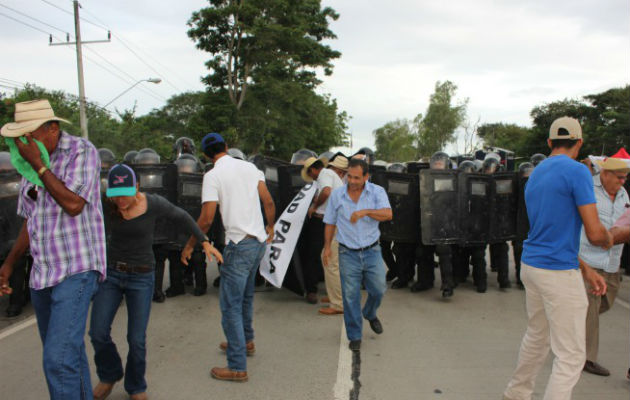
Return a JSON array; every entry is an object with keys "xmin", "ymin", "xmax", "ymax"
[
  {"xmin": 504, "ymin": 264, "xmax": 588, "ymax": 400},
  {"xmin": 585, "ymin": 269, "xmax": 620, "ymax": 362},
  {"xmin": 321, "ymin": 238, "xmax": 343, "ymax": 311}
]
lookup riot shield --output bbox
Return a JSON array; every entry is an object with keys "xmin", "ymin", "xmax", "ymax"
[
  {"xmin": 515, "ymin": 176, "xmax": 529, "ymax": 241},
  {"xmin": 277, "ymin": 164, "xmax": 305, "ymax": 213},
  {"xmin": 0, "ymin": 171, "xmax": 23, "ymax": 256},
  {"xmin": 368, "ymin": 164, "xmax": 386, "ymax": 176},
  {"xmin": 406, "ymin": 162, "xmax": 430, "ymax": 174},
  {"xmin": 420, "ymin": 169, "xmax": 460, "ymax": 245},
  {"xmin": 132, "ymin": 163, "xmax": 178, "ymax": 245},
  {"xmin": 371, "ymin": 170, "xmax": 419, "ymax": 243},
  {"xmin": 254, "ymin": 156, "xmax": 291, "ymax": 214},
  {"xmin": 175, "ymin": 172, "xmax": 203, "ymax": 246},
  {"xmin": 459, "ymin": 172, "xmax": 491, "ymax": 245},
  {"xmin": 489, "ymin": 172, "xmax": 518, "ymax": 243}
]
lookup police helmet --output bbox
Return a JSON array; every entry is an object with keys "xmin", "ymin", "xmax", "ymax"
[
  {"xmin": 353, "ymin": 147, "xmax": 375, "ymax": 165},
  {"xmin": 0, "ymin": 151, "xmax": 15, "ymax": 172},
  {"xmin": 472, "ymin": 159, "xmax": 483, "ymax": 172},
  {"xmin": 135, "ymin": 148, "xmax": 161, "ymax": 164},
  {"xmin": 429, "ymin": 151, "xmax": 450, "ymax": 170},
  {"xmin": 175, "ymin": 154, "xmax": 202, "ymax": 174},
  {"xmin": 482, "ymin": 157, "xmax": 500, "ymax": 174},
  {"xmin": 458, "ymin": 160, "xmax": 476, "ymax": 173},
  {"xmin": 173, "ymin": 137, "xmax": 196, "ymax": 157},
  {"xmin": 530, "ymin": 153, "xmax": 546, "ymax": 167},
  {"xmin": 123, "ymin": 150, "xmax": 138, "ymax": 164},
  {"xmin": 518, "ymin": 162, "xmax": 534, "ymax": 178},
  {"xmin": 387, "ymin": 162, "xmax": 406, "ymax": 173},
  {"xmin": 373, "ymin": 160, "xmax": 388, "ymax": 167},
  {"xmin": 291, "ymin": 148, "xmax": 317, "ymax": 165},
  {"xmin": 98, "ymin": 148, "xmax": 116, "ymax": 170},
  {"xmin": 227, "ymin": 148, "xmax": 246, "ymax": 160},
  {"xmin": 318, "ymin": 151, "xmax": 335, "ymax": 164}
]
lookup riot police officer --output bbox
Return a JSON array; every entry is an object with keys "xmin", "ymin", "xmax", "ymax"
[
  {"xmin": 291, "ymin": 148, "xmax": 317, "ymax": 165},
  {"xmin": 530, "ymin": 153, "xmax": 546, "ymax": 167},
  {"xmin": 123, "ymin": 150, "xmax": 138, "ymax": 165},
  {"xmin": 413, "ymin": 151, "xmax": 456, "ymax": 297},
  {"xmin": 98, "ymin": 148, "xmax": 116, "ymax": 170},
  {"xmin": 0, "ymin": 152, "xmax": 31, "ymax": 316},
  {"xmin": 483, "ymin": 157, "xmax": 511, "ymax": 289},
  {"xmin": 227, "ymin": 148, "xmax": 246, "ymax": 160},
  {"xmin": 352, "ymin": 147, "xmax": 375, "ymax": 165},
  {"xmin": 512, "ymin": 162, "xmax": 534, "ymax": 289},
  {"xmin": 452, "ymin": 160, "xmax": 488, "ymax": 292},
  {"xmin": 173, "ymin": 136, "xmax": 196, "ymax": 159}
]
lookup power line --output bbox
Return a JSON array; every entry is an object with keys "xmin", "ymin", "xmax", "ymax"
[
  {"xmin": 0, "ymin": 11, "xmax": 53, "ymax": 36},
  {"xmin": 0, "ymin": 2, "xmax": 70, "ymax": 36},
  {"xmin": 40, "ymin": 0, "xmax": 108, "ymax": 31}
]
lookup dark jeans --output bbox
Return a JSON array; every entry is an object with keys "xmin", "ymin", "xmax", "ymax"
[
  {"xmin": 392, "ymin": 242, "xmax": 416, "ymax": 283},
  {"xmin": 416, "ymin": 244, "xmax": 436, "ymax": 288},
  {"xmin": 416, "ymin": 244, "xmax": 454, "ymax": 290},
  {"xmin": 220, "ymin": 238, "xmax": 266, "ymax": 371},
  {"xmin": 456, "ymin": 246, "xmax": 487, "ymax": 288},
  {"xmin": 512, "ymin": 240, "xmax": 523, "ymax": 284},
  {"xmin": 300, "ymin": 217, "xmax": 325, "ymax": 294},
  {"xmin": 31, "ymin": 270, "xmax": 99, "ymax": 400},
  {"xmin": 89, "ymin": 269, "xmax": 154, "ymax": 395},
  {"xmin": 489, "ymin": 242, "xmax": 510, "ymax": 285}
]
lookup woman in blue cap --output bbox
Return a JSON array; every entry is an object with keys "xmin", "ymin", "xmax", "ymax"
[{"xmin": 90, "ymin": 163, "xmax": 222, "ymax": 400}]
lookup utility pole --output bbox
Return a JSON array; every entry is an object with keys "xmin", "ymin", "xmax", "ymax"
[{"xmin": 50, "ymin": 1, "xmax": 110, "ymax": 139}]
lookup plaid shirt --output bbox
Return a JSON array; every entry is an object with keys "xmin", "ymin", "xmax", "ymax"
[{"xmin": 17, "ymin": 131, "xmax": 106, "ymax": 289}]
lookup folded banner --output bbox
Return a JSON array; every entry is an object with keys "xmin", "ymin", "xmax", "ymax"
[{"xmin": 260, "ymin": 182, "xmax": 318, "ymax": 288}]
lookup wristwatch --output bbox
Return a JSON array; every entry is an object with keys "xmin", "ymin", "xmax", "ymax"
[{"xmin": 37, "ymin": 166, "xmax": 48, "ymax": 177}]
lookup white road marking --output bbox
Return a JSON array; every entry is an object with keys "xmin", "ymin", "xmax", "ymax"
[
  {"xmin": 333, "ymin": 322, "xmax": 352, "ymax": 400},
  {"xmin": 616, "ymin": 298, "xmax": 630, "ymax": 310},
  {"xmin": 0, "ymin": 315, "xmax": 36, "ymax": 341}
]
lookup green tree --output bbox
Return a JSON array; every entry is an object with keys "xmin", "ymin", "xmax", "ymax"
[
  {"xmin": 373, "ymin": 119, "xmax": 417, "ymax": 162},
  {"xmin": 416, "ymin": 81, "xmax": 468, "ymax": 157},
  {"xmin": 523, "ymin": 99, "xmax": 586, "ymax": 157},
  {"xmin": 188, "ymin": 0, "xmax": 348, "ymax": 159},
  {"xmin": 477, "ymin": 123, "xmax": 531, "ymax": 154},
  {"xmin": 582, "ymin": 85, "xmax": 630, "ymax": 155}
]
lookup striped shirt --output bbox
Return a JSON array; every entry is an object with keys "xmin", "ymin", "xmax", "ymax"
[
  {"xmin": 17, "ymin": 131, "xmax": 106, "ymax": 289},
  {"xmin": 578, "ymin": 174, "xmax": 629, "ymax": 273}
]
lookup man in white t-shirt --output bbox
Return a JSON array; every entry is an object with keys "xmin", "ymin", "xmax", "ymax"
[
  {"xmin": 181, "ymin": 133, "xmax": 275, "ymax": 382},
  {"xmin": 303, "ymin": 156, "xmax": 347, "ymax": 314}
]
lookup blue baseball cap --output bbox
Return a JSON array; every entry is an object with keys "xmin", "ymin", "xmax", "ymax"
[
  {"xmin": 201, "ymin": 133, "xmax": 225, "ymax": 153},
  {"xmin": 106, "ymin": 164, "xmax": 137, "ymax": 198}
]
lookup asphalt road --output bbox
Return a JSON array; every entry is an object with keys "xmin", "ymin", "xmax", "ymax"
[{"xmin": 1, "ymin": 259, "xmax": 629, "ymax": 400}]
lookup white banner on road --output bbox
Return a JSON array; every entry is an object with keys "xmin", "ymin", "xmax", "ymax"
[{"xmin": 260, "ymin": 182, "xmax": 318, "ymax": 288}]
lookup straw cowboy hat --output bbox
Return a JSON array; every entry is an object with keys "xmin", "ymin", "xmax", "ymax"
[
  {"xmin": 328, "ymin": 155, "xmax": 348, "ymax": 171},
  {"xmin": 1, "ymin": 99, "xmax": 70, "ymax": 138},
  {"xmin": 595, "ymin": 157, "xmax": 630, "ymax": 173},
  {"xmin": 301, "ymin": 157, "xmax": 328, "ymax": 183}
]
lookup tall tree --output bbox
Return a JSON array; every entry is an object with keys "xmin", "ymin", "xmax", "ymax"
[
  {"xmin": 188, "ymin": 0, "xmax": 348, "ymax": 159},
  {"xmin": 416, "ymin": 80, "xmax": 468, "ymax": 157},
  {"xmin": 373, "ymin": 119, "xmax": 417, "ymax": 162},
  {"xmin": 477, "ymin": 122, "xmax": 530, "ymax": 153}
]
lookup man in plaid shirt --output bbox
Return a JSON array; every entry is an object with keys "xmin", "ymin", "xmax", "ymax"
[{"xmin": 0, "ymin": 100, "xmax": 106, "ymax": 400}]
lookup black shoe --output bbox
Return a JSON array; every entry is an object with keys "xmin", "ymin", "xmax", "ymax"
[
  {"xmin": 349, "ymin": 340, "xmax": 361, "ymax": 351},
  {"xmin": 165, "ymin": 287, "xmax": 185, "ymax": 298},
  {"xmin": 476, "ymin": 285, "xmax": 487, "ymax": 293},
  {"xmin": 368, "ymin": 318, "xmax": 383, "ymax": 334},
  {"xmin": 391, "ymin": 279, "xmax": 409, "ymax": 289},
  {"xmin": 516, "ymin": 281, "xmax": 525, "ymax": 290},
  {"xmin": 183, "ymin": 277, "xmax": 194, "ymax": 286},
  {"xmin": 5, "ymin": 304, "xmax": 22, "ymax": 318},
  {"xmin": 213, "ymin": 276, "xmax": 221, "ymax": 288},
  {"xmin": 583, "ymin": 360, "xmax": 610, "ymax": 376},
  {"xmin": 499, "ymin": 281, "xmax": 511, "ymax": 289},
  {"xmin": 442, "ymin": 288, "xmax": 454, "ymax": 298},
  {"xmin": 153, "ymin": 290, "xmax": 165, "ymax": 303},
  {"xmin": 193, "ymin": 287, "xmax": 207, "ymax": 296},
  {"xmin": 410, "ymin": 282, "xmax": 433, "ymax": 293}
]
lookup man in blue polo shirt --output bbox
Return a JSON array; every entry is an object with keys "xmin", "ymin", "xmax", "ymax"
[
  {"xmin": 504, "ymin": 117, "xmax": 612, "ymax": 400},
  {"xmin": 323, "ymin": 158, "xmax": 392, "ymax": 352}
]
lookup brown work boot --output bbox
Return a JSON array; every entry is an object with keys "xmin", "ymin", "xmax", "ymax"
[
  {"xmin": 211, "ymin": 367, "xmax": 248, "ymax": 382},
  {"xmin": 318, "ymin": 307, "xmax": 343, "ymax": 315},
  {"xmin": 93, "ymin": 382, "xmax": 115, "ymax": 400},
  {"xmin": 129, "ymin": 393, "xmax": 148, "ymax": 400},
  {"xmin": 219, "ymin": 341, "xmax": 255, "ymax": 356},
  {"xmin": 583, "ymin": 360, "xmax": 610, "ymax": 376}
]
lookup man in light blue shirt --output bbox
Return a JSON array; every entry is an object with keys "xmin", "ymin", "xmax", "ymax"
[
  {"xmin": 323, "ymin": 158, "xmax": 392, "ymax": 351},
  {"xmin": 579, "ymin": 157, "xmax": 629, "ymax": 377}
]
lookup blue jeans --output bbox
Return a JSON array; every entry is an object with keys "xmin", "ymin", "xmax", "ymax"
[
  {"xmin": 30, "ymin": 270, "xmax": 99, "ymax": 400},
  {"xmin": 89, "ymin": 269, "xmax": 154, "ymax": 395},
  {"xmin": 338, "ymin": 245, "xmax": 387, "ymax": 341},
  {"xmin": 220, "ymin": 237, "xmax": 266, "ymax": 371}
]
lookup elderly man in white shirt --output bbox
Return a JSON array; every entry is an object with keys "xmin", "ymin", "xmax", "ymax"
[{"xmin": 579, "ymin": 157, "xmax": 629, "ymax": 377}]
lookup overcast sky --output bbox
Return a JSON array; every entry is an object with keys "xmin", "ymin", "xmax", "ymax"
[{"xmin": 1, "ymin": 0, "xmax": 628, "ymax": 155}]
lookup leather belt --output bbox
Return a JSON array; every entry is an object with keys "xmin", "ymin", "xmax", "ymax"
[
  {"xmin": 111, "ymin": 261, "xmax": 153, "ymax": 274},
  {"xmin": 338, "ymin": 240, "xmax": 379, "ymax": 252}
]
